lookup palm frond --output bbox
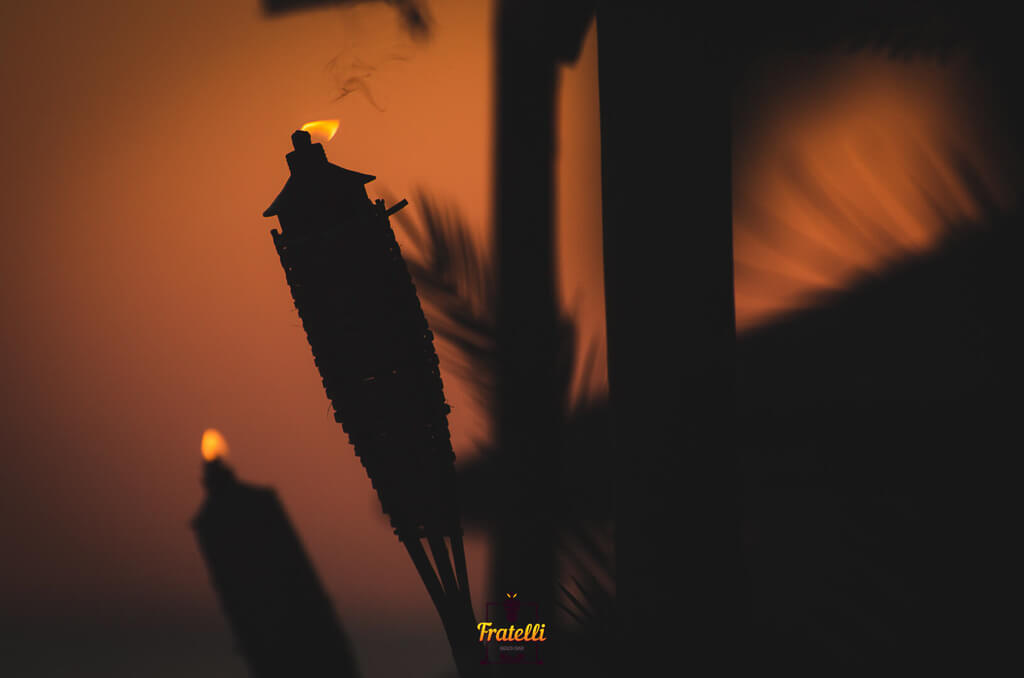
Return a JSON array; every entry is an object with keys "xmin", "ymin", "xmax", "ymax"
[
  {"xmin": 557, "ymin": 521, "xmax": 615, "ymax": 645},
  {"xmin": 391, "ymin": 191, "xmax": 499, "ymax": 414},
  {"xmin": 392, "ymin": 192, "xmax": 617, "ymax": 655}
]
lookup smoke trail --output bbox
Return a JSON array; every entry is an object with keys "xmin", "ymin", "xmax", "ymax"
[{"xmin": 324, "ymin": 34, "xmax": 413, "ymax": 111}]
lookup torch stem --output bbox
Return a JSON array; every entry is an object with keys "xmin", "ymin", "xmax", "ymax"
[
  {"xmin": 402, "ymin": 535, "xmax": 486, "ymax": 678},
  {"xmin": 450, "ymin": 533, "xmax": 472, "ymax": 599},
  {"xmin": 403, "ymin": 537, "xmax": 446, "ymax": 611},
  {"xmin": 428, "ymin": 535, "xmax": 460, "ymax": 595}
]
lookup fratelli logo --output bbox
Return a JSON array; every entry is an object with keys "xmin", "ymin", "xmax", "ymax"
[{"xmin": 478, "ymin": 593, "xmax": 547, "ymax": 665}]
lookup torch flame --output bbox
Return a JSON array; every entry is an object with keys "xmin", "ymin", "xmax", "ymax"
[
  {"xmin": 301, "ymin": 119, "xmax": 340, "ymax": 143},
  {"xmin": 201, "ymin": 428, "xmax": 229, "ymax": 462}
]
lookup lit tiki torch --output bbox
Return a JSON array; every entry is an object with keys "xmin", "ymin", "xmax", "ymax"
[
  {"xmin": 192, "ymin": 429, "xmax": 360, "ymax": 678},
  {"xmin": 264, "ymin": 123, "xmax": 483, "ymax": 677}
]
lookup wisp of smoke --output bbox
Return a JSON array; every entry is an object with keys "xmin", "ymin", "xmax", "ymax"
[{"xmin": 325, "ymin": 46, "xmax": 412, "ymax": 112}]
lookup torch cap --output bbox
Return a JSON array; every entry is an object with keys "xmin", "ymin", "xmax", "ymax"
[
  {"xmin": 202, "ymin": 457, "xmax": 238, "ymax": 493},
  {"xmin": 285, "ymin": 135, "xmax": 329, "ymax": 174},
  {"xmin": 292, "ymin": 129, "xmax": 313, "ymax": 148},
  {"xmin": 263, "ymin": 130, "xmax": 378, "ymax": 219}
]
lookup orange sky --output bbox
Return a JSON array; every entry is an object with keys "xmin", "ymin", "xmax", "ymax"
[
  {"xmin": 0, "ymin": 1, "xmax": 603, "ymax": 676},
  {"xmin": 0, "ymin": 2, "xmax": 1015, "ymax": 676}
]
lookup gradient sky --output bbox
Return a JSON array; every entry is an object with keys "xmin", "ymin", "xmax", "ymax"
[
  {"xmin": 0, "ymin": 1, "xmax": 602, "ymax": 676},
  {"xmin": 0, "ymin": 1, "xmax": 1015, "ymax": 676}
]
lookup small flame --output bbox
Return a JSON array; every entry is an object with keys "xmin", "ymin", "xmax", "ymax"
[
  {"xmin": 201, "ymin": 428, "xmax": 229, "ymax": 462},
  {"xmin": 301, "ymin": 119, "xmax": 340, "ymax": 143}
]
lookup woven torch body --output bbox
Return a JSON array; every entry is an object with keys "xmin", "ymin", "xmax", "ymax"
[{"xmin": 265, "ymin": 131, "xmax": 457, "ymax": 542}]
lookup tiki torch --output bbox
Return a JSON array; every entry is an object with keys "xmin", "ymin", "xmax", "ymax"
[
  {"xmin": 192, "ymin": 429, "xmax": 360, "ymax": 678},
  {"xmin": 264, "ymin": 126, "xmax": 483, "ymax": 677}
]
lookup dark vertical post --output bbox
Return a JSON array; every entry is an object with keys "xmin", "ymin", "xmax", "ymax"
[
  {"xmin": 595, "ymin": 3, "xmax": 743, "ymax": 674},
  {"xmin": 491, "ymin": 0, "xmax": 561, "ymax": 625}
]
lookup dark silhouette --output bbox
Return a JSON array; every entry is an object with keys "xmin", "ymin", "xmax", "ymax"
[
  {"xmin": 593, "ymin": 5, "xmax": 741, "ymax": 676},
  {"xmin": 735, "ymin": 208, "xmax": 1019, "ymax": 673},
  {"xmin": 193, "ymin": 456, "xmax": 360, "ymax": 678},
  {"xmin": 402, "ymin": 6, "xmax": 1022, "ymax": 676},
  {"xmin": 248, "ymin": 3, "xmax": 1024, "ymax": 676},
  {"xmin": 264, "ymin": 130, "xmax": 482, "ymax": 678},
  {"xmin": 392, "ymin": 194, "xmax": 615, "ymax": 676},
  {"xmin": 595, "ymin": 3, "xmax": 1023, "ymax": 675},
  {"xmin": 262, "ymin": 0, "xmax": 432, "ymax": 41},
  {"xmin": 488, "ymin": 4, "xmax": 595, "ymax": 674}
]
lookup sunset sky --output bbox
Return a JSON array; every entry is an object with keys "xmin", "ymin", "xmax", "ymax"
[
  {"xmin": 0, "ymin": 1, "xmax": 601, "ymax": 676},
  {"xmin": 0, "ymin": 1, "xmax": 1016, "ymax": 676}
]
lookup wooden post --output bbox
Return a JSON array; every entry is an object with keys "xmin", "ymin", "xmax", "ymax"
[
  {"xmin": 595, "ymin": 3, "xmax": 743, "ymax": 674},
  {"xmin": 490, "ymin": 0, "xmax": 562, "ymax": 638}
]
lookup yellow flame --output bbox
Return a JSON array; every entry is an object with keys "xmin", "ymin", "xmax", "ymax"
[
  {"xmin": 301, "ymin": 119, "xmax": 340, "ymax": 143},
  {"xmin": 201, "ymin": 428, "xmax": 229, "ymax": 462}
]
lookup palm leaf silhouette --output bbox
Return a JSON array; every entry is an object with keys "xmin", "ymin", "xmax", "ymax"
[
  {"xmin": 393, "ymin": 193, "xmax": 616, "ymax": 666},
  {"xmin": 392, "ymin": 191, "xmax": 498, "ymax": 415}
]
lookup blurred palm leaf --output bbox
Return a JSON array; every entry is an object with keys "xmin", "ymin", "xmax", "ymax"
[
  {"xmin": 393, "ymin": 192, "xmax": 616, "ymax": 650},
  {"xmin": 394, "ymin": 192, "xmax": 613, "ymax": 517},
  {"xmin": 393, "ymin": 191, "xmax": 498, "ymax": 414}
]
